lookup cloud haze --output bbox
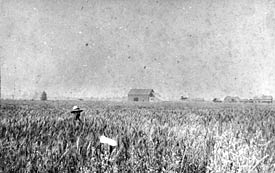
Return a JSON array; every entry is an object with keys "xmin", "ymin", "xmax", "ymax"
[{"xmin": 1, "ymin": 0, "xmax": 275, "ymax": 100}]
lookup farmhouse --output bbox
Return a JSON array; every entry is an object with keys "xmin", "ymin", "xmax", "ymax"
[{"xmin": 128, "ymin": 89, "xmax": 155, "ymax": 102}]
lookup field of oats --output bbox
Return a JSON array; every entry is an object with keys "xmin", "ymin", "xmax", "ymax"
[{"xmin": 1, "ymin": 100, "xmax": 275, "ymax": 172}]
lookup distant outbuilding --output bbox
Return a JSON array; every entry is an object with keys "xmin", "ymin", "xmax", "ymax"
[
  {"xmin": 213, "ymin": 98, "xmax": 222, "ymax": 103},
  {"xmin": 253, "ymin": 95, "xmax": 273, "ymax": 103},
  {"xmin": 224, "ymin": 96, "xmax": 240, "ymax": 103},
  {"xmin": 128, "ymin": 89, "xmax": 155, "ymax": 102},
  {"xmin": 180, "ymin": 96, "xmax": 188, "ymax": 101},
  {"xmin": 40, "ymin": 91, "xmax": 47, "ymax": 101}
]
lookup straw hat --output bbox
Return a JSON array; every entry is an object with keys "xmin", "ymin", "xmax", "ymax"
[{"xmin": 71, "ymin": 105, "xmax": 83, "ymax": 113}]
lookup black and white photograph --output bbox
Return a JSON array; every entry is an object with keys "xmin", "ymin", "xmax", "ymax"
[{"xmin": 1, "ymin": 0, "xmax": 275, "ymax": 172}]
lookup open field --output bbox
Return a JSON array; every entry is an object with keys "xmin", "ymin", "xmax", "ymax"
[{"xmin": 1, "ymin": 100, "xmax": 275, "ymax": 172}]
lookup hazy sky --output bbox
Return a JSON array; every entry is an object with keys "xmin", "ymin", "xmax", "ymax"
[{"xmin": 1, "ymin": 0, "xmax": 275, "ymax": 100}]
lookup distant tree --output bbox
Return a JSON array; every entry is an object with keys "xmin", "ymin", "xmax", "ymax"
[{"xmin": 41, "ymin": 91, "xmax": 47, "ymax": 101}]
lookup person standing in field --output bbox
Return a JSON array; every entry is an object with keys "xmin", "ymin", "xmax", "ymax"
[{"xmin": 71, "ymin": 106, "xmax": 83, "ymax": 122}]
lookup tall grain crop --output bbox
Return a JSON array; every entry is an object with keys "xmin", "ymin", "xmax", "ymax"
[{"xmin": 1, "ymin": 100, "xmax": 275, "ymax": 172}]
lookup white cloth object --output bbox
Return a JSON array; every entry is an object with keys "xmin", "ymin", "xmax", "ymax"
[{"xmin": 99, "ymin": 135, "xmax": 117, "ymax": 146}]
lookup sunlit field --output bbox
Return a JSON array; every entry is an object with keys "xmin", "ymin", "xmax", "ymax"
[{"xmin": 1, "ymin": 100, "xmax": 275, "ymax": 172}]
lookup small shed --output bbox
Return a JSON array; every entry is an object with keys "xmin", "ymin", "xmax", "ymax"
[{"xmin": 128, "ymin": 89, "xmax": 155, "ymax": 102}]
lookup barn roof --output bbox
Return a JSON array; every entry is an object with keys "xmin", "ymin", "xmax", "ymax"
[{"xmin": 128, "ymin": 89, "xmax": 154, "ymax": 95}]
